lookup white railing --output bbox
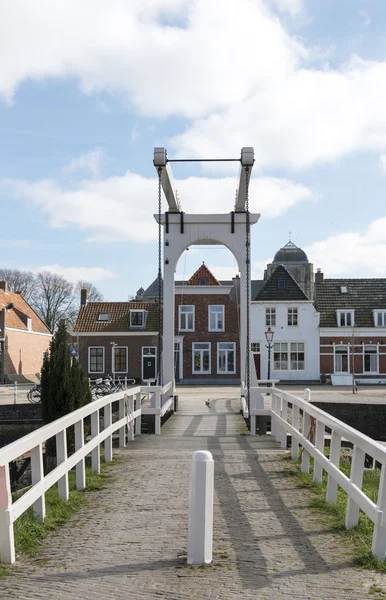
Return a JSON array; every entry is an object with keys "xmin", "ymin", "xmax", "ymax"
[
  {"xmin": 0, "ymin": 380, "xmax": 174, "ymax": 565},
  {"xmin": 268, "ymin": 387, "xmax": 386, "ymax": 561}
]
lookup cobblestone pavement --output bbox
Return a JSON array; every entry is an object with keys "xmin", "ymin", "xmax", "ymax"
[{"xmin": 2, "ymin": 388, "xmax": 386, "ymax": 599}]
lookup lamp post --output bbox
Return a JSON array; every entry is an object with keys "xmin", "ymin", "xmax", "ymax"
[{"xmin": 265, "ymin": 327, "xmax": 274, "ymax": 383}]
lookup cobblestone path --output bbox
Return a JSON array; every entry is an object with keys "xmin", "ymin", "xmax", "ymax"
[{"xmin": 1, "ymin": 387, "xmax": 386, "ymax": 599}]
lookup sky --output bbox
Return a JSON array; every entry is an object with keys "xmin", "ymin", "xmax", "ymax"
[{"xmin": 1, "ymin": 0, "xmax": 386, "ymax": 300}]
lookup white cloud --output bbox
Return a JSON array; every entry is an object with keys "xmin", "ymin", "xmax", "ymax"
[
  {"xmin": 270, "ymin": 0, "xmax": 304, "ymax": 16},
  {"xmin": 0, "ymin": 172, "xmax": 314, "ymax": 243},
  {"xmin": 359, "ymin": 9, "xmax": 371, "ymax": 27},
  {"xmin": 29, "ymin": 264, "xmax": 117, "ymax": 283},
  {"xmin": 63, "ymin": 148, "xmax": 104, "ymax": 175},
  {"xmin": 380, "ymin": 155, "xmax": 386, "ymax": 174},
  {"xmin": 304, "ymin": 217, "xmax": 386, "ymax": 276}
]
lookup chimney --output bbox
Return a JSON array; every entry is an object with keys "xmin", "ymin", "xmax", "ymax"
[
  {"xmin": 0, "ymin": 281, "xmax": 8, "ymax": 292},
  {"xmin": 80, "ymin": 288, "xmax": 88, "ymax": 306},
  {"xmin": 315, "ymin": 268, "xmax": 324, "ymax": 283},
  {"xmin": 232, "ymin": 274, "xmax": 241, "ymax": 304}
]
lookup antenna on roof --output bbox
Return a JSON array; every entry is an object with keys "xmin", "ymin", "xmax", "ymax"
[{"xmin": 288, "ymin": 230, "xmax": 292, "ymax": 242}]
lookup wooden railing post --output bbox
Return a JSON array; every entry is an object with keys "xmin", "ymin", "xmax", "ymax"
[
  {"xmin": 91, "ymin": 410, "xmax": 100, "ymax": 473},
  {"xmin": 0, "ymin": 465, "xmax": 14, "ymax": 564},
  {"xmin": 326, "ymin": 430, "xmax": 341, "ymax": 503},
  {"xmin": 135, "ymin": 392, "xmax": 141, "ymax": 435},
  {"xmin": 313, "ymin": 420, "xmax": 325, "ymax": 483},
  {"xmin": 155, "ymin": 388, "xmax": 161, "ymax": 435},
  {"xmin": 31, "ymin": 443, "xmax": 46, "ymax": 520},
  {"xmin": 281, "ymin": 400, "xmax": 288, "ymax": 449},
  {"xmin": 291, "ymin": 404, "xmax": 300, "ymax": 460},
  {"xmin": 301, "ymin": 412, "xmax": 311, "ymax": 473},
  {"xmin": 74, "ymin": 419, "xmax": 86, "ymax": 490},
  {"xmin": 56, "ymin": 430, "xmax": 69, "ymax": 500},
  {"xmin": 372, "ymin": 465, "xmax": 386, "ymax": 560},
  {"xmin": 346, "ymin": 445, "xmax": 365, "ymax": 529},
  {"xmin": 128, "ymin": 395, "xmax": 135, "ymax": 441},
  {"xmin": 119, "ymin": 397, "xmax": 126, "ymax": 447},
  {"xmin": 104, "ymin": 403, "xmax": 113, "ymax": 461}
]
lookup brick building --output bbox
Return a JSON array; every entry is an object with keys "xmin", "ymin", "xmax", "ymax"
[
  {"xmin": 316, "ymin": 274, "xmax": 386, "ymax": 384},
  {"xmin": 0, "ymin": 281, "xmax": 52, "ymax": 383},
  {"xmin": 73, "ymin": 294, "xmax": 159, "ymax": 382}
]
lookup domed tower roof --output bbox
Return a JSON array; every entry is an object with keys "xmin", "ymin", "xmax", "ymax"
[{"xmin": 273, "ymin": 240, "xmax": 308, "ymax": 263}]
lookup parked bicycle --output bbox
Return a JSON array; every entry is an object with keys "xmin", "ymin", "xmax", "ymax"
[{"xmin": 91, "ymin": 375, "xmax": 135, "ymax": 399}]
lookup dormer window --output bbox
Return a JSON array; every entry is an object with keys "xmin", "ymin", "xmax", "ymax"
[
  {"xmin": 278, "ymin": 280, "xmax": 286, "ymax": 289},
  {"xmin": 97, "ymin": 312, "xmax": 109, "ymax": 322},
  {"xmin": 336, "ymin": 310, "xmax": 354, "ymax": 327},
  {"xmin": 198, "ymin": 277, "xmax": 208, "ymax": 285},
  {"xmin": 374, "ymin": 310, "xmax": 386, "ymax": 327},
  {"xmin": 340, "ymin": 285, "xmax": 348, "ymax": 294},
  {"xmin": 130, "ymin": 309, "xmax": 146, "ymax": 328}
]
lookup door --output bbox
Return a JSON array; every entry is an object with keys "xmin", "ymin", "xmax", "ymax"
[
  {"xmin": 251, "ymin": 342, "xmax": 261, "ymax": 379},
  {"xmin": 142, "ymin": 347, "xmax": 157, "ymax": 381}
]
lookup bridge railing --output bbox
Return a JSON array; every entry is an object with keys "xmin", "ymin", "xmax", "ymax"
[
  {"xmin": 268, "ymin": 387, "xmax": 386, "ymax": 561},
  {"xmin": 0, "ymin": 380, "xmax": 174, "ymax": 565}
]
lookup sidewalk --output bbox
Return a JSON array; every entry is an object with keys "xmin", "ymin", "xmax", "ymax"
[{"xmin": 1, "ymin": 390, "xmax": 386, "ymax": 599}]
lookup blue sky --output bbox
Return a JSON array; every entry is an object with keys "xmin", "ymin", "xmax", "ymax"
[{"xmin": 1, "ymin": 0, "xmax": 386, "ymax": 300}]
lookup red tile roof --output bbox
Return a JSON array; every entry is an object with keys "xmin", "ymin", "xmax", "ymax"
[
  {"xmin": 74, "ymin": 302, "xmax": 159, "ymax": 332},
  {"xmin": 187, "ymin": 263, "xmax": 221, "ymax": 286},
  {"xmin": 0, "ymin": 290, "xmax": 51, "ymax": 334}
]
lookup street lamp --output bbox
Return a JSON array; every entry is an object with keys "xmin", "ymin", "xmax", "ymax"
[{"xmin": 265, "ymin": 327, "xmax": 275, "ymax": 382}]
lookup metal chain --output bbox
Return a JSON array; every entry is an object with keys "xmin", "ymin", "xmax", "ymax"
[
  {"xmin": 157, "ymin": 167, "xmax": 163, "ymax": 387},
  {"xmin": 245, "ymin": 166, "xmax": 251, "ymax": 421}
]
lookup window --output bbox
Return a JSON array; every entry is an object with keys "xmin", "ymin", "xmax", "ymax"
[
  {"xmin": 89, "ymin": 347, "xmax": 104, "ymax": 373},
  {"xmin": 179, "ymin": 305, "xmax": 194, "ymax": 331},
  {"xmin": 278, "ymin": 279, "xmax": 286, "ymax": 289},
  {"xmin": 209, "ymin": 305, "xmax": 224, "ymax": 331},
  {"xmin": 130, "ymin": 310, "xmax": 146, "ymax": 328},
  {"xmin": 217, "ymin": 342, "xmax": 236, "ymax": 374},
  {"xmin": 199, "ymin": 277, "xmax": 208, "ymax": 285},
  {"xmin": 193, "ymin": 343, "xmax": 211, "ymax": 374},
  {"xmin": 337, "ymin": 310, "xmax": 354, "ymax": 327},
  {"xmin": 97, "ymin": 312, "xmax": 109, "ymax": 322},
  {"xmin": 334, "ymin": 345, "xmax": 349, "ymax": 373},
  {"xmin": 290, "ymin": 342, "xmax": 305, "ymax": 370},
  {"xmin": 340, "ymin": 286, "xmax": 348, "ymax": 294},
  {"xmin": 374, "ymin": 311, "xmax": 386, "ymax": 327},
  {"xmin": 274, "ymin": 343, "xmax": 288, "ymax": 370},
  {"xmin": 287, "ymin": 308, "xmax": 298, "ymax": 326},
  {"xmin": 113, "ymin": 346, "xmax": 128, "ymax": 373},
  {"xmin": 364, "ymin": 345, "xmax": 378, "ymax": 373},
  {"xmin": 251, "ymin": 342, "xmax": 260, "ymax": 353},
  {"xmin": 27, "ymin": 317, "xmax": 32, "ymax": 331},
  {"xmin": 265, "ymin": 308, "xmax": 276, "ymax": 327}
]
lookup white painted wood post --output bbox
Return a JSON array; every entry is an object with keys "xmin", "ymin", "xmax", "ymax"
[
  {"xmin": 187, "ymin": 451, "xmax": 214, "ymax": 565},
  {"xmin": 155, "ymin": 389, "xmax": 161, "ymax": 435},
  {"xmin": 271, "ymin": 394, "xmax": 277, "ymax": 439},
  {"xmin": 13, "ymin": 381, "xmax": 17, "ymax": 405},
  {"xmin": 372, "ymin": 465, "xmax": 386, "ymax": 560},
  {"xmin": 104, "ymin": 404, "xmax": 113, "ymax": 461},
  {"xmin": 91, "ymin": 410, "xmax": 100, "ymax": 473},
  {"xmin": 326, "ymin": 430, "xmax": 341, "ymax": 503},
  {"xmin": 0, "ymin": 464, "xmax": 15, "ymax": 564},
  {"xmin": 127, "ymin": 395, "xmax": 134, "ymax": 442},
  {"xmin": 31, "ymin": 443, "xmax": 45, "ymax": 520},
  {"xmin": 250, "ymin": 413, "xmax": 256, "ymax": 436},
  {"xmin": 74, "ymin": 419, "xmax": 86, "ymax": 490},
  {"xmin": 281, "ymin": 400, "xmax": 288, "ymax": 449},
  {"xmin": 301, "ymin": 412, "xmax": 311, "ymax": 473},
  {"xmin": 119, "ymin": 398, "xmax": 126, "ymax": 447},
  {"xmin": 346, "ymin": 445, "xmax": 365, "ymax": 529},
  {"xmin": 135, "ymin": 391, "xmax": 141, "ymax": 435},
  {"xmin": 56, "ymin": 431, "xmax": 69, "ymax": 500},
  {"xmin": 291, "ymin": 404, "xmax": 300, "ymax": 460},
  {"xmin": 304, "ymin": 388, "xmax": 311, "ymax": 402},
  {"xmin": 313, "ymin": 420, "xmax": 325, "ymax": 483}
]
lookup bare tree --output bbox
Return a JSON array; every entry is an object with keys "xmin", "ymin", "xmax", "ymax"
[
  {"xmin": 0, "ymin": 268, "xmax": 37, "ymax": 302},
  {"xmin": 75, "ymin": 280, "xmax": 104, "ymax": 303},
  {"xmin": 32, "ymin": 272, "xmax": 74, "ymax": 332}
]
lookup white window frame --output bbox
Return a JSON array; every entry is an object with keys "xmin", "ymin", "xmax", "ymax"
[
  {"xmin": 208, "ymin": 305, "xmax": 225, "ymax": 332},
  {"xmin": 251, "ymin": 342, "xmax": 261, "ymax": 353},
  {"xmin": 336, "ymin": 310, "xmax": 354, "ymax": 327},
  {"xmin": 265, "ymin": 307, "xmax": 276, "ymax": 327},
  {"xmin": 287, "ymin": 308, "xmax": 298, "ymax": 327},
  {"xmin": 27, "ymin": 317, "xmax": 32, "ymax": 331},
  {"xmin": 363, "ymin": 344, "xmax": 378, "ymax": 374},
  {"xmin": 179, "ymin": 305, "xmax": 195, "ymax": 332},
  {"xmin": 334, "ymin": 344, "xmax": 349, "ymax": 373},
  {"xmin": 112, "ymin": 346, "xmax": 128, "ymax": 373},
  {"xmin": 217, "ymin": 342, "xmax": 236, "ymax": 375},
  {"xmin": 88, "ymin": 346, "xmax": 105, "ymax": 374},
  {"xmin": 192, "ymin": 342, "xmax": 211, "ymax": 375},
  {"xmin": 273, "ymin": 342, "xmax": 288, "ymax": 370},
  {"xmin": 130, "ymin": 309, "xmax": 146, "ymax": 328},
  {"xmin": 289, "ymin": 342, "xmax": 305, "ymax": 371},
  {"xmin": 373, "ymin": 310, "xmax": 386, "ymax": 327}
]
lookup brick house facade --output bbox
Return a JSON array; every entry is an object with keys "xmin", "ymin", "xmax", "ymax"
[{"xmin": 0, "ymin": 281, "xmax": 52, "ymax": 383}]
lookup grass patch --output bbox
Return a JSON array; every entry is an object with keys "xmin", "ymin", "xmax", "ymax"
[
  {"xmin": 0, "ymin": 455, "xmax": 122, "ymax": 576},
  {"xmin": 281, "ymin": 451, "xmax": 386, "ymax": 572}
]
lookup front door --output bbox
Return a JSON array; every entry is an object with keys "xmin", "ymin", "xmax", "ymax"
[{"xmin": 142, "ymin": 347, "xmax": 157, "ymax": 381}]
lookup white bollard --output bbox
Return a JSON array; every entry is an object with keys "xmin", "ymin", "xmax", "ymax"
[{"xmin": 187, "ymin": 450, "xmax": 214, "ymax": 565}]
